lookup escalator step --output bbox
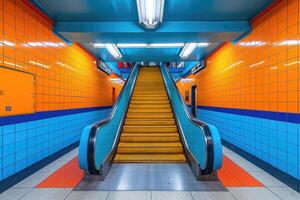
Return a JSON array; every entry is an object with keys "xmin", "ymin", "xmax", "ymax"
[
  {"xmin": 114, "ymin": 66, "xmax": 186, "ymax": 163},
  {"xmin": 120, "ymin": 133, "xmax": 180, "ymax": 142},
  {"xmin": 128, "ymin": 108, "xmax": 172, "ymax": 113},
  {"xmin": 125, "ymin": 119, "xmax": 175, "ymax": 125},
  {"xmin": 123, "ymin": 125, "xmax": 177, "ymax": 133},
  {"xmin": 126, "ymin": 113, "xmax": 174, "ymax": 119},
  {"xmin": 114, "ymin": 154, "xmax": 186, "ymax": 163}
]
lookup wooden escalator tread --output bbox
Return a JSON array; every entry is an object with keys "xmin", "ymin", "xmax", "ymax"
[{"xmin": 114, "ymin": 66, "xmax": 186, "ymax": 163}]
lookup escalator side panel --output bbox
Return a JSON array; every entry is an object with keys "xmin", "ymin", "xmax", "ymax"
[
  {"xmin": 160, "ymin": 65, "xmax": 222, "ymax": 175},
  {"xmin": 78, "ymin": 65, "xmax": 140, "ymax": 175}
]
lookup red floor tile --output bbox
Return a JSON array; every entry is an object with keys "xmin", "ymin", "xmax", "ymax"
[
  {"xmin": 36, "ymin": 155, "xmax": 264, "ymax": 188},
  {"xmin": 218, "ymin": 156, "xmax": 264, "ymax": 187},
  {"xmin": 36, "ymin": 157, "xmax": 83, "ymax": 188}
]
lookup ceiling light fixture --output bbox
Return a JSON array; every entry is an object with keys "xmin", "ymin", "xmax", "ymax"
[
  {"xmin": 179, "ymin": 43, "xmax": 197, "ymax": 59},
  {"xmin": 105, "ymin": 44, "xmax": 122, "ymax": 59},
  {"xmin": 93, "ymin": 43, "xmax": 106, "ymax": 48},
  {"xmin": 150, "ymin": 43, "xmax": 184, "ymax": 48},
  {"xmin": 136, "ymin": 0, "xmax": 165, "ymax": 29},
  {"xmin": 117, "ymin": 43, "xmax": 148, "ymax": 48},
  {"xmin": 94, "ymin": 43, "xmax": 187, "ymax": 48},
  {"xmin": 197, "ymin": 43, "xmax": 210, "ymax": 47}
]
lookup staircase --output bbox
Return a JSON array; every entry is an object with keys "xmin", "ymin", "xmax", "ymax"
[{"xmin": 114, "ymin": 66, "xmax": 186, "ymax": 163}]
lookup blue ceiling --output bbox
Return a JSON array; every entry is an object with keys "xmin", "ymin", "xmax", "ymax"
[
  {"xmin": 33, "ymin": 0, "xmax": 272, "ymax": 21},
  {"xmin": 32, "ymin": 0, "xmax": 273, "ymax": 63},
  {"xmin": 81, "ymin": 43, "xmax": 220, "ymax": 62}
]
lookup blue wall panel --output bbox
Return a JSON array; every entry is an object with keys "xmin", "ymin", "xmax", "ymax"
[
  {"xmin": 0, "ymin": 107, "xmax": 111, "ymax": 181},
  {"xmin": 197, "ymin": 108, "xmax": 300, "ymax": 180}
]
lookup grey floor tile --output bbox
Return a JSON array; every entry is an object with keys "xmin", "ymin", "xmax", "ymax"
[
  {"xmin": 57, "ymin": 149, "xmax": 78, "ymax": 162},
  {"xmin": 228, "ymin": 187, "xmax": 281, "ymax": 200},
  {"xmin": 13, "ymin": 171, "xmax": 51, "ymax": 188},
  {"xmin": 191, "ymin": 191, "xmax": 235, "ymax": 200},
  {"xmin": 65, "ymin": 191, "xmax": 109, "ymax": 200},
  {"xmin": 234, "ymin": 160, "xmax": 263, "ymax": 172},
  {"xmin": 107, "ymin": 191, "xmax": 151, "ymax": 200},
  {"xmin": 222, "ymin": 149, "xmax": 246, "ymax": 162},
  {"xmin": 39, "ymin": 160, "xmax": 67, "ymax": 173},
  {"xmin": 268, "ymin": 186, "xmax": 300, "ymax": 200},
  {"xmin": 248, "ymin": 172, "xmax": 286, "ymax": 187},
  {"xmin": 0, "ymin": 188, "xmax": 32, "ymax": 200},
  {"xmin": 221, "ymin": 146, "xmax": 233, "ymax": 155},
  {"xmin": 152, "ymin": 191, "xmax": 193, "ymax": 200},
  {"xmin": 20, "ymin": 188, "xmax": 72, "ymax": 200}
]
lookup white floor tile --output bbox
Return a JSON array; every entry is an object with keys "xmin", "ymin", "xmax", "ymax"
[
  {"xmin": 248, "ymin": 172, "xmax": 286, "ymax": 187},
  {"xmin": 107, "ymin": 191, "xmax": 151, "ymax": 200},
  {"xmin": 268, "ymin": 186, "xmax": 300, "ymax": 200},
  {"xmin": 65, "ymin": 191, "xmax": 109, "ymax": 200},
  {"xmin": 222, "ymin": 148, "xmax": 246, "ymax": 162},
  {"xmin": 20, "ymin": 188, "xmax": 72, "ymax": 200},
  {"xmin": 234, "ymin": 160, "xmax": 263, "ymax": 172},
  {"xmin": 0, "ymin": 188, "xmax": 32, "ymax": 200},
  {"xmin": 57, "ymin": 149, "xmax": 78, "ymax": 162},
  {"xmin": 39, "ymin": 160, "xmax": 67, "ymax": 173},
  {"xmin": 152, "ymin": 191, "xmax": 193, "ymax": 200},
  {"xmin": 191, "ymin": 191, "xmax": 235, "ymax": 200},
  {"xmin": 228, "ymin": 187, "xmax": 281, "ymax": 200},
  {"xmin": 12, "ymin": 171, "xmax": 51, "ymax": 188}
]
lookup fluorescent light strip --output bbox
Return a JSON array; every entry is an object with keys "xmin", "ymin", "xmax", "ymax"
[
  {"xmin": 179, "ymin": 43, "xmax": 197, "ymax": 59},
  {"xmin": 94, "ymin": 43, "xmax": 186, "ymax": 48},
  {"xmin": 105, "ymin": 44, "xmax": 122, "ymax": 59},
  {"xmin": 93, "ymin": 43, "xmax": 106, "ymax": 48},
  {"xmin": 150, "ymin": 43, "xmax": 184, "ymax": 48},
  {"xmin": 147, "ymin": 0, "xmax": 154, "ymax": 26},
  {"xmin": 197, "ymin": 43, "xmax": 210, "ymax": 47},
  {"xmin": 137, "ymin": 0, "xmax": 165, "ymax": 29},
  {"xmin": 117, "ymin": 43, "xmax": 148, "ymax": 48}
]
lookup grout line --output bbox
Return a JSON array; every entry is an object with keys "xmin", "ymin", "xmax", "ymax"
[
  {"xmin": 226, "ymin": 190, "xmax": 239, "ymax": 200},
  {"xmin": 18, "ymin": 188, "xmax": 34, "ymax": 200},
  {"xmin": 190, "ymin": 191, "xmax": 195, "ymax": 200},
  {"xmin": 188, "ymin": 191, "xmax": 194, "ymax": 200},
  {"xmin": 264, "ymin": 187, "xmax": 284, "ymax": 200},
  {"xmin": 105, "ymin": 191, "xmax": 111, "ymax": 200},
  {"xmin": 62, "ymin": 189, "xmax": 73, "ymax": 200}
]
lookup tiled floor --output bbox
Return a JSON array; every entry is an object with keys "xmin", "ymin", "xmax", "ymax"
[{"xmin": 0, "ymin": 147, "xmax": 299, "ymax": 200}]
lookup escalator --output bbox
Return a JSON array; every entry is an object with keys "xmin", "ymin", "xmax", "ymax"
[
  {"xmin": 115, "ymin": 67, "xmax": 186, "ymax": 163},
  {"xmin": 78, "ymin": 64, "xmax": 222, "ymax": 180}
]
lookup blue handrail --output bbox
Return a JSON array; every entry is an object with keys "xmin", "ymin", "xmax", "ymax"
[
  {"xmin": 160, "ymin": 65, "xmax": 222, "ymax": 177},
  {"xmin": 78, "ymin": 64, "xmax": 140, "ymax": 176}
]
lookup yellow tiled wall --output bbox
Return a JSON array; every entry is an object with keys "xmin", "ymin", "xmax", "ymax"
[
  {"xmin": 179, "ymin": 0, "xmax": 299, "ymax": 114},
  {"xmin": 0, "ymin": 0, "xmax": 122, "ymax": 113}
]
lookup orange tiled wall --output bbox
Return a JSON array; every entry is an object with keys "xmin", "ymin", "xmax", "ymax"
[
  {"xmin": 178, "ymin": 0, "xmax": 299, "ymax": 114},
  {"xmin": 0, "ymin": 0, "xmax": 122, "ymax": 113}
]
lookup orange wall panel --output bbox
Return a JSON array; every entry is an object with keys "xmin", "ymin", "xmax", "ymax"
[
  {"xmin": 0, "ymin": 0, "xmax": 122, "ymax": 113},
  {"xmin": 178, "ymin": 0, "xmax": 299, "ymax": 114},
  {"xmin": 0, "ymin": 67, "xmax": 35, "ymax": 116}
]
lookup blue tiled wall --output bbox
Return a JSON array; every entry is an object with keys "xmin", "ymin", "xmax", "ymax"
[
  {"xmin": 0, "ymin": 107, "xmax": 111, "ymax": 181},
  {"xmin": 197, "ymin": 108, "xmax": 300, "ymax": 180}
]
